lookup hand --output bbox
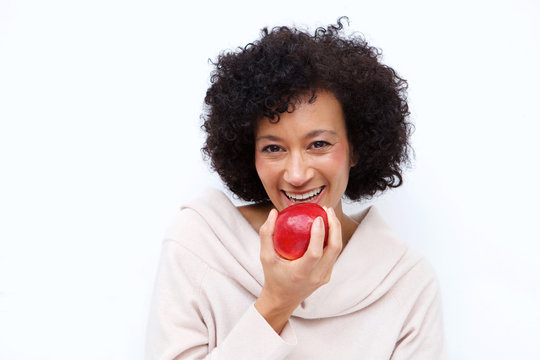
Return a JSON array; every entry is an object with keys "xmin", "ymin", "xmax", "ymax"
[{"xmin": 254, "ymin": 206, "xmax": 343, "ymax": 333}]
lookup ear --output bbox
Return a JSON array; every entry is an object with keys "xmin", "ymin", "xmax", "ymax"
[{"xmin": 349, "ymin": 145, "xmax": 359, "ymax": 167}]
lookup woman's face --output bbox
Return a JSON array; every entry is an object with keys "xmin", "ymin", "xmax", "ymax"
[{"xmin": 254, "ymin": 91, "xmax": 356, "ymax": 217}]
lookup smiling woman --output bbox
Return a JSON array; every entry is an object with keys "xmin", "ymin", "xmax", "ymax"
[
  {"xmin": 254, "ymin": 91, "xmax": 359, "ymax": 247},
  {"xmin": 145, "ymin": 17, "xmax": 446, "ymax": 359}
]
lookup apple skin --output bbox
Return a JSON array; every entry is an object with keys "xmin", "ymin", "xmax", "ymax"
[{"xmin": 273, "ymin": 203, "xmax": 329, "ymax": 260}]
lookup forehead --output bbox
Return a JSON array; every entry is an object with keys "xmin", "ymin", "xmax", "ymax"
[{"xmin": 255, "ymin": 91, "xmax": 346, "ymax": 136}]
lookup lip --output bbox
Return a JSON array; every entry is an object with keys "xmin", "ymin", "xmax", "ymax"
[{"xmin": 281, "ymin": 186, "xmax": 326, "ymax": 207}]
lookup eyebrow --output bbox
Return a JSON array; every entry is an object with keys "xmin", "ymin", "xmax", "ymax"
[{"xmin": 255, "ymin": 129, "xmax": 338, "ymax": 142}]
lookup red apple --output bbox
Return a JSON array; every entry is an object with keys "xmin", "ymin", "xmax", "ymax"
[{"xmin": 273, "ymin": 203, "xmax": 329, "ymax": 260}]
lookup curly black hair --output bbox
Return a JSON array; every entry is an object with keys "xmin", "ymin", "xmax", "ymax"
[{"xmin": 202, "ymin": 17, "xmax": 413, "ymax": 203}]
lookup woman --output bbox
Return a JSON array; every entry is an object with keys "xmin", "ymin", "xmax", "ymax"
[{"xmin": 145, "ymin": 18, "xmax": 446, "ymax": 359}]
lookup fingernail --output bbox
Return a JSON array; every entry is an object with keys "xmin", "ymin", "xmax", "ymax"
[{"xmin": 315, "ymin": 217, "xmax": 323, "ymax": 228}]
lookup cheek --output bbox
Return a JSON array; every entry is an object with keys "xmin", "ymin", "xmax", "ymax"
[
  {"xmin": 254, "ymin": 156, "xmax": 274, "ymax": 186},
  {"xmin": 326, "ymin": 143, "xmax": 350, "ymax": 172},
  {"xmin": 254, "ymin": 156, "xmax": 265, "ymax": 181}
]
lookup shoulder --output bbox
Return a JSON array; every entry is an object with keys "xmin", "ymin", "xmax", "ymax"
[
  {"xmin": 349, "ymin": 205, "xmax": 441, "ymax": 300},
  {"xmin": 163, "ymin": 188, "xmax": 239, "ymax": 246},
  {"xmin": 386, "ymin": 244, "xmax": 442, "ymax": 313},
  {"xmin": 163, "ymin": 207, "xmax": 212, "ymax": 244},
  {"xmin": 398, "ymin": 251, "xmax": 440, "ymax": 296},
  {"xmin": 161, "ymin": 188, "xmax": 261, "ymax": 264}
]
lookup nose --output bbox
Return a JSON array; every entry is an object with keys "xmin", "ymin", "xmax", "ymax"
[{"xmin": 283, "ymin": 151, "xmax": 313, "ymax": 187}]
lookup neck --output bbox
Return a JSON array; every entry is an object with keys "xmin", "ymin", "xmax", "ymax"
[{"xmin": 333, "ymin": 200, "xmax": 358, "ymax": 248}]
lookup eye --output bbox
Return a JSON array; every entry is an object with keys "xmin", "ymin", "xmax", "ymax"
[
  {"xmin": 262, "ymin": 144, "xmax": 282, "ymax": 153},
  {"xmin": 310, "ymin": 141, "xmax": 331, "ymax": 150}
]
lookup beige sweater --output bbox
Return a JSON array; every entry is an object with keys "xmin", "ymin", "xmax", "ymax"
[{"xmin": 145, "ymin": 189, "xmax": 446, "ymax": 359}]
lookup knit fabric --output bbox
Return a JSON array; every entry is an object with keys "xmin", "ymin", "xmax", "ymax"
[{"xmin": 145, "ymin": 189, "xmax": 446, "ymax": 359}]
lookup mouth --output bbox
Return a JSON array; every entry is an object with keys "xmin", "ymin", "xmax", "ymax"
[{"xmin": 283, "ymin": 186, "xmax": 325, "ymax": 204}]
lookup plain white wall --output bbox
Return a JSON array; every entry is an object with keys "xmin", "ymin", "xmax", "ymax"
[{"xmin": 1, "ymin": 0, "xmax": 539, "ymax": 359}]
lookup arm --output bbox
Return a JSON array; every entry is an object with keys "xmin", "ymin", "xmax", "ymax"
[
  {"xmin": 145, "ymin": 239, "xmax": 296, "ymax": 360},
  {"xmin": 144, "ymin": 239, "xmax": 209, "ymax": 360},
  {"xmin": 145, "ymin": 207, "xmax": 343, "ymax": 359},
  {"xmin": 390, "ymin": 263, "xmax": 447, "ymax": 360},
  {"xmin": 255, "ymin": 207, "xmax": 343, "ymax": 334}
]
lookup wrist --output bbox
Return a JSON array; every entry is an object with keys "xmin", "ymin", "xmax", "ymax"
[{"xmin": 255, "ymin": 290, "xmax": 298, "ymax": 334}]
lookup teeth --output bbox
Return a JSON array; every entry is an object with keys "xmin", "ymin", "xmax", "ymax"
[{"xmin": 285, "ymin": 187, "xmax": 323, "ymax": 203}]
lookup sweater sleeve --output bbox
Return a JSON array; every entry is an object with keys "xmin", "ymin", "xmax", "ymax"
[
  {"xmin": 390, "ymin": 260, "xmax": 447, "ymax": 360},
  {"xmin": 145, "ymin": 239, "xmax": 297, "ymax": 360}
]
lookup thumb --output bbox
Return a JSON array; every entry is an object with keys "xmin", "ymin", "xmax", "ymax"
[
  {"xmin": 259, "ymin": 208, "xmax": 278, "ymax": 254},
  {"xmin": 303, "ymin": 216, "xmax": 325, "ymax": 260}
]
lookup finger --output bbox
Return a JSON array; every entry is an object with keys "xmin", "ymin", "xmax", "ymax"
[
  {"xmin": 259, "ymin": 208, "xmax": 278, "ymax": 257},
  {"xmin": 318, "ymin": 207, "xmax": 343, "ymax": 267},
  {"xmin": 300, "ymin": 216, "xmax": 326, "ymax": 265},
  {"xmin": 308, "ymin": 207, "xmax": 342, "ymax": 285}
]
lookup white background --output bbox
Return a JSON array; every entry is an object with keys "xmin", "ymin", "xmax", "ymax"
[{"xmin": 1, "ymin": 0, "xmax": 539, "ymax": 359}]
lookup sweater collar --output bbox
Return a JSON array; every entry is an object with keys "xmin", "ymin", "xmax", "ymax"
[{"xmin": 184, "ymin": 188, "xmax": 409, "ymax": 319}]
